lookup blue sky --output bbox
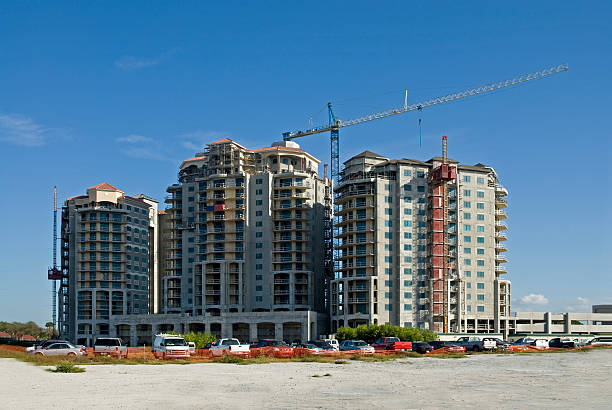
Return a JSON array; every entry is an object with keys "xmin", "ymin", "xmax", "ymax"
[{"xmin": 1, "ymin": 1, "xmax": 610, "ymax": 325}]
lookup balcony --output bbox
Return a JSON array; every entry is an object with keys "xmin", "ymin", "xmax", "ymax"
[
  {"xmin": 495, "ymin": 232, "xmax": 507, "ymax": 241},
  {"xmin": 495, "ymin": 265, "xmax": 507, "ymax": 273},
  {"xmin": 495, "ymin": 221, "xmax": 508, "ymax": 231},
  {"xmin": 495, "ymin": 210, "xmax": 507, "ymax": 220}
]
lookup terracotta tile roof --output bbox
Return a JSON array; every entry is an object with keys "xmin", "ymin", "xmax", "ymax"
[
  {"xmin": 158, "ymin": 210, "xmax": 166, "ymax": 214},
  {"xmin": 88, "ymin": 182, "xmax": 122, "ymax": 192},
  {"xmin": 207, "ymin": 138, "xmax": 233, "ymax": 145},
  {"xmin": 0, "ymin": 332, "xmax": 10, "ymax": 338},
  {"xmin": 183, "ymin": 156, "xmax": 206, "ymax": 162},
  {"xmin": 66, "ymin": 195, "xmax": 88, "ymax": 201}
]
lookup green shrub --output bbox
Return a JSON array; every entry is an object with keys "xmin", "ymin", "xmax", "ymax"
[
  {"xmin": 49, "ymin": 362, "xmax": 85, "ymax": 373},
  {"xmin": 335, "ymin": 324, "xmax": 438, "ymax": 343}
]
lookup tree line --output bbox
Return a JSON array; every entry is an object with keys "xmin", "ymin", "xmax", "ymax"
[
  {"xmin": 335, "ymin": 324, "xmax": 438, "ymax": 343},
  {"xmin": 0, "ymin": 321, "xmax": 55, "ymax": 339}
]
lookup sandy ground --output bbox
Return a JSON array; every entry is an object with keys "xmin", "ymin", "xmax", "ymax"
[{"xmin": 1, "ymin": 350, "xmax": 611, "ymax": 409}]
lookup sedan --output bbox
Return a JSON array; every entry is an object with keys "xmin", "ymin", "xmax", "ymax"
[
  {"xmin": 412, "ymin": 342, "xmax": 433, "ymax": 354},
  {"xmin": 338, "ymin": 340, "xmax": 375, "ymax": 354},
  {"xmin": 29, "ymin": 342, "xmax": 86, "ymax": 357}
]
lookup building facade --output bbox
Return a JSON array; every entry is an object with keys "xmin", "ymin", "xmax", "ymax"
[
  {"xmin": 330, "ymin": 146, "xmax": 510, "ymax": 334},
  {"xmin": 58, "ymin": 183, "xmax": 158, "ymax": 346},
  {"xmin": 161, "ymin": 139, "xmax": 332, "ymax": 328}
]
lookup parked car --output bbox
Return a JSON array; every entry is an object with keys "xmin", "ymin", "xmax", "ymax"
[
  {"xmin": 152, "ymin": 334, "xmax": 190, "ymax": 359},
  {"xmin": 412, "ymin": 342, "xmax": 433, "ymax": 354},
  {"xmin": 487, "ymin": 338, "xmax": 511, "ymax": 350},
  {"xmin": 28, "ymin": 342, "xmax": 86, "ymax": 357},
  {"xmin": 294, "ymin": 343, "xmax": 326, "ymax": 355},
  {"xmin": 308, "ymin": 340, "xmax": 334, "ymax": 350},
  {"xmin": 481, "ymin": 337, "xmax": 503, "ymax": 350},
  {"xmin": 188, "ymin": 341, "xmax": 196, "ymax": 354},
  {"xmin": 250, "ymin": 339, "xmax": 294, "ymax": 358},
  {"xmin": 371, "ymin": 337, "xmax": 412, "ymax": 351},
  {"xmin": 548, "ymin": 338, "xmax": 576, "ymax": 349},
  {"xmin": 586, "ymin": 337, "xmax": 612, "ymax": 346},
  {"xmin": 323, "ymin": 338, "xmax": 339, "ymax": 351},
  {"xmin": 338, "ymin": 340, "xmax": 375, "ymax": 354},
  {"xmin": 209, "ymin": 338, "xmax": 250, "ymax": 358},
  {"xmin": 455, "ymin": 336, "xmax": 496, "ymax": 352},
  {"xmin": 26, "ymin": 339, "xmax": 66, "ymax": 353},
  {"xmin": 427, "ymin": 341, "xmax": 465, "ymax": 352},
  {"xmin": 94, "ymin": 337, "xmax": 128, "ymax": 358}
]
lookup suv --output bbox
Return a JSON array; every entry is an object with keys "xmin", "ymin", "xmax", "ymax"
[
  {"xmin": 548, "ymin": 338, "xmax": 576, "ymax": 349},
  {"xmin": 94, "ymin": 337, "xmax": 128, "ymax": 358}
]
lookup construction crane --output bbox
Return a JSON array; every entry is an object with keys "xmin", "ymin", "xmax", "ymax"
[
  {"xmin": 282, "ymin": 63, "xmax": 568, "ymax": 184},
  {"xmin": 48, "ymin": 186, "xmax": 62, "ymax": 331},
  {"xmin": 282, "ymin": 64, "xmax": 568, "ymax": 331}
]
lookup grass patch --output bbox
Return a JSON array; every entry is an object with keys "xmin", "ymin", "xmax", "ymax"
[
  {"xmin": 323, "ymin": 373, "xmax": 332, "ymax": 377},
  {"xmin": 48, "ymin": 362, "xmax": 86, "ymax": 373},
  {"xmin": 428, "ymin": 353, "xmax": 467, "ymax": 359},
  {"xmin": 311, "ymin": 374, "xmax": 321, "ymax": 377}
]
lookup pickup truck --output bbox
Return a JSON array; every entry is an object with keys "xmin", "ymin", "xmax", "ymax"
[
  {"xmin": 208, "ymin": 338, "xmax": 250, "ymax": 358},
  {"xmin": 548, "ymin": 338, "xmax": 575, "ymax": 348},
  {"xmin": 371, "ymin": 337, "xmax": 413, "ymax": 351},
  {"xmin": 94, "ymin": 337, "xmax": 128, "ymax": 358},
  {"xmin": 455, "ymin": 336, "xmax": 497, "ymax": 352}
]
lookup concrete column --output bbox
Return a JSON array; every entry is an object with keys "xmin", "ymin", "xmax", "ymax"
[
  {"xmin": 289, "ymin": 271, "xmax": 295, "ymax": 307},
  {"xmin": 152, "ymin": 324, "xmax": 159, "ymax": 336},
  {"xmin": 221, "ymin": 322, "xmax": 232, "ymax": 338},
  {"xmin": 249, "ymin": 323, "xmax": 258, "ymax": 342},
  {"xmin": 204, "ymin": 322, "xmax": 210, "ymax": 334},
  {"xmin": 301, "ymin": 321, "xmax": 309, "ymax": 343},
  {"xmin": 544, "ymin": 312, "xmax": 552, "ymax": 334},
  {"xmin": 274, "ymin": 323, "xmax": 283, "ymax": 341},
  {"xmin": 129, "ymin": 325, "xmax": 137, "ymax": 347},
  {"xmin": 123, "ymin": 290, "xmax": 128, "ymax": 315},
  {"xmin": 109, "ymin": 325, "xmax": 117, "ymax": 338},
  {"xmin": 564, "ymin": 313, "xmax": 570, "ymax": 334},
  {"xmin": 173, "ymin": 322, "xmax": 182, "ymax": 333}
]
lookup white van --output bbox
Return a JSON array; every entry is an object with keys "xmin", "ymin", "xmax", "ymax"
[
  {"xmin": 152, "ymin": 334, "xmax": 190, "ymax": 359},
  {"xmin": 324, "ymin": 338, "xmax": 339, "ymax": 351}
]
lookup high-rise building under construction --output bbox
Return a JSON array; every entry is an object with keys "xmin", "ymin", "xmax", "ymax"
[{"xmin": 330, "ymin": 140, "xmax": 510, "ymax": 334}]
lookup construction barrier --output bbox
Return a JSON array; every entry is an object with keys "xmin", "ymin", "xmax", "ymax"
[
  {"xmin": 426, "ymin": 346, "xmax": 467, "ymax": 355},
  {"xmin": 0, "ymin": 344, "xmax": 26, "ymax": 352}
]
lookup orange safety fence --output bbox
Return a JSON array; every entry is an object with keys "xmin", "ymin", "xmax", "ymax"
[
  {"xmin": 426, "ymin": 346, "xmax": 467, "ymax": 355},
  {"xmin": 0, "ymin": 344, "xmax": 27, "ymax": 352}
]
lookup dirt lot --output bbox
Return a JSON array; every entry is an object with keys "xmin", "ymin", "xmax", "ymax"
[{"xmin": 1, "ymin": 349, "xmax": 610, "ymax": 409}]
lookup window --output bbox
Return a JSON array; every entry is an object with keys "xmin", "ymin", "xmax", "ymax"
[
  {"xmin": 404, "ymin": 256, "xmax": 412, "ymax": 263},
  {"xmin": 404, "ymin": 292, "xmax": 412, "ymax": 298},
  {"xmin": 477, "ymin": 177, "xmax": 484, "ymax": 184},
  {"xmin": 418, "ymin": 221, "xmax": 426, "ymax": 228},
  {"xmin": 385, "ymin": 220, "xmax": 392, "ymax": 227},
  {"xmin": 464, "ymin": 212, "xmax": 471, "ymax": 219},
  {"xmin": 477, "ymin": 225, "xmax": 485, "ymax": 232},
  {"xmin": 385, "ymin": 232, "xmax": 392, "ymax": 239},
  {"xmin": 256, "ymin": 200, "xmax": 262, "ymax": 206},
  {"xmin": 464, "ymin": 248, "xmax": 471, "ymax": 254},
  {"xmin": 404, "ymin": 280, "xmax": 413, "ymax": 286},
  {"xmin": 385, "ymin": 268, "xmax": 392, "ymax": 275},
  {"xmin": 404, "ymin": 221, "xmax": 412, "ymax": 227},
  {"xmin": 477, "ymin": 306, "xmax": 485, "ymax": 312},
  {"xmin": 477, "ymin": 214, "xmax": 485, "ymax": 221},
  {"xmin": 464, "ymin": 235, "xmax": 471, "ymax": 243},
  {"xmin": 463, "ymin": 190, "xmax": 471, "ymax": 197},
  {"xmin": 477, "ymin": 294, "xmax": 485, "ymax": 301},
  {"xmin": 404, "ymin": 184, "xmax": 412, "ymax": 191},
  {"xmin": 416, "ymin": 170, "xmax": 425, "ymax": 178},
  {"xmin": 477, "ymin": 202, "xmax": 484, "ymax": 209},
  {"xmin": 256, "ymin": 264, "xmax": 262, "ymax": 270},
  {"xmin": 385, "ymin": 184, "xmax": 391, "ymax": 191},
  {"xmin": 464, "ymin": 259, "xmax": 472, "ymax": 265},
  {"xmin": 256, "ymin": 178, "xmax": 263, "ymax": 184},
  {"xmin": 464, "ymin": 271, "xmax": 471, "ymax": 277},
  {"xmin": 385, "ymin": 292, "xmax": 392, "ymax": 298},
  {"xmin": 256, "ymin": 232, "xmax": 262, "ymax": 238},
  {"xmin": 403, "ymin": 196, "xmax": 412, "ymax": 203},
  {"xmin": 477, "ymin": 271, "xmax": 484, "ymax": 278},
  {"xmin": 256, "ymin": 275, "xmax": 263, "ymax": 280},
  {"xmin": 385, "ymin": 196, "xmax": 392, "ymax": 203},
  {"xmin": 384, "ymin": 244, "xmax": 392, "ymax": 251},
  {"xmin": 477, "ymin": 236, "xmax": 484, "ymax": 243},
  {"xmin": 385, "ymin": 256, "xmax": 392, "ymax": 262},
  {"xmin": 256, "ymin": 221, "xmax": 262, "ymax": 227},
  {"xmin": 404, "ymin": 232, "xmax": 411, "ymax": 239},
  {"xmin": 467, "ymin": 294, "xmax": 472, "ymax": 300},
  {"xmin": 256, "ymin": 286, "xmax": 263, "ymax": 292},
  {"xmin": 467, "ymin": 283, "xmax": 472, "ymax": 289},
  {"xmin": 404, "ymin": 244, "xmax": 412, "ymax": 251},
  {"xmin": 417, "ymin": 186, "xmax": 425, "ymax": 193},
  {"xmin": 477, "ymin": 260, "xmax": 485, "ymax": 266},
  {"xmin": 256, "ymin": 189, "xmax": 262, "ymax": 195},
  {"xmin": 255, "ymin": 296, "xmax": 263, "ymax": 302},
  {"xmin": 403, "ymin": 269, "xmax": 412, "ymax": 275},
  {"xmin": 256, "ymin": 243, "xmax": 263, "ymax": 248},
  {"xmin": 464, "ymin": 201, "xmax": 471, "ymax": 208},
  {"xmin": 467, "ymin": 305, "xmax": 472, "ymax": 312},
  {"xmin": 385, "ymin": 208, "xmax": 392, "ymax": 215},
  {"xmin": 477, "ymin": 191, "xmax": 485, "ymax": 198},
  {"xmin": 463, "ymin": 176, "xmax": 471, "ymax": 183},
  {"xmin": 256, "ymin": 210, "xmax": 262, "ymax": 216},
  {"xmin": 464, "ymin": 224, "xmax": 471, "ymax": 231},
  {"xmin": 404, "ymin": 208, "xmax": 412, "ymax": 215},
  {"xmin": 404, "ymin": 304, "xmax": 412, "ymax": 311},
  {"xmin": 256, "ymin": 253, "xmax": 262, "ymax": 259},
  {"xmin": 477, "ymin": 248, "xmax": 484, "ymax": 255},
  {"xmin": 404, "ymin": 170, "xmax": 412, "ymax": 176},
  {"xmin": 477, "ymin": 283, "xmax": 485, "ymax": 289}
]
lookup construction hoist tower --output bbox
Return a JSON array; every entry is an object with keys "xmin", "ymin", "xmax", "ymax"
[
  {"xmin": 47, "ymin": 186, "xmax": 62, "ymax": 330},
  {"xmin": 429, "ymin": 137, "xmax": 457, "ymax": 333}
]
